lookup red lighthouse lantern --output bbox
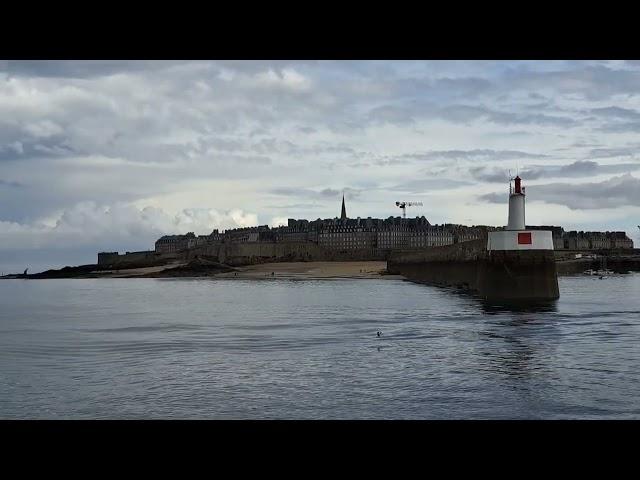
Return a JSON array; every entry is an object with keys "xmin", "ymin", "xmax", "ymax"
[{"xmin": 514, "ymin": 176, "xmax": 522, "ymax": 194}]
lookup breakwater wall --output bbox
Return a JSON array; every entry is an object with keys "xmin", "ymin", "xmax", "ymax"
[{"xmin": 388, "ymin": 239, "xmax": 559, "ymax": 301}]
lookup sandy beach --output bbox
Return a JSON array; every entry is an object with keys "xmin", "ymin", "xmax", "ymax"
[
  {"xmin": 216, "ymin": 261, "xmax": 401, "ymax": 280},
  {"xmin": 93, "ymin": 262, "xmax": 189, "ymax": 278}
]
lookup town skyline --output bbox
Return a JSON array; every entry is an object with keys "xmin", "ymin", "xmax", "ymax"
[{"xmin": 1, "ymin": 60, "xmax": 640, "ymax": 272}]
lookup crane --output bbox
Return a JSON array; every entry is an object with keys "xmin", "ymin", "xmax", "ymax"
[{"xmin": 395, "ymin": 201, "xmax": 423, "ymax": 219}]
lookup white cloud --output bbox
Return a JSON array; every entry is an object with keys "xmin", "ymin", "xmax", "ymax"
[
  {"xmin": 24, "ymin": 119, "xmax": 64, "ymax": 138},
  {"xmin": 271, "ymin": 216, "xmax": 289, "ymax": 227},
  {"xmin": 0, "ymin": 202, "xmax": 259, "ymax": 251}
]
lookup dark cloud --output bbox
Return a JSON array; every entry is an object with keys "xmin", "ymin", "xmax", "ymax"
[
  {"xmin": 389, "ymin": 178, "xmax": 472, "ymax": 193},
  {"xmin": 269, "ymin": 187, "xmax": 361, "ymax": 200},
  {"xmin": 0, "ymin": 137, "xmax": 78, "ymax": 161},
  {"xmin": 364, "ymin": 101, "xmax": 577, "ymax": 128},
  {"xmin": 588, "ymin": 147, "xmax": 638, "ymax": 158},
  {"xmin": 471, "ymin": 160, "xmax": 640, "ymax": 182},
  {"xmin": 504, "ymin": 65, "xmax": 640, "ymax": 101},
  {"xmin": 470, "ymin": 168, "xmax": 518, "ymax": 182},
  {"xmin": 597, "ymin": 122, "xmax": 640, "ymax": 133},
  {"xmin": 480, "ymin": 174, "xmax": 640, "ymax": 209},
  {"xmin": 409, "ymin": 149, "xmax": 548, "ymax": 162},
  {"xmin": 438, "ymin": 104, "xmax": 577, "ymax": 127},
  {"xmin": 0, "ymin": 179, "xmax": 23, "ymax": 188},
  {"xmin": 590, "ymin": 106, "xmax": 640, "ymax": 121},
  {"xmin": 1, "ymin": 60, "xmax": 193, "ymax": 79},
  {"xmin": 393, "ymin": 76, "xmax": 494, "ymax": 101}
]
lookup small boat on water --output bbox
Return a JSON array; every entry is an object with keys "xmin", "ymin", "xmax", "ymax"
[
  {"xmin": 596, "ymin": 269, "xmax": 614, "ymax": 276},
  {"xmin": 584, "ymin": 256, "xmax": 615, "ymax": 277}
]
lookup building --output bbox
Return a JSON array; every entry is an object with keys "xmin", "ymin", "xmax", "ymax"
[
  {"xmin": 155, "ymin": 232, "xmax": 196, "ymax": 253},
  {"xmin": 560, "ymin": 230, "xmax": 633, "ymax": 250},
  {"xmin": 224, "ymin": 225, "xmax": 270, "ymax": 243},
  {"xmin": 407, "ymin": 225, "xmax": 454, "ymax": 248},
  {"xmin": 318, "ymin": 223, "xmax": 377, "ymax": 250},
  {"xmin": 609, "ymin": 231, "xmax": 634, "ymax": 249}
]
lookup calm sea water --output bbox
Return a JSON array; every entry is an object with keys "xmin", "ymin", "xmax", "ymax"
[{"xmin": 1, "ymin": 274, "xmax": 639, "ymax": 419}]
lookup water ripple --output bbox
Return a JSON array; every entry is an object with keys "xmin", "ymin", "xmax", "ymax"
[{"xmin": 0, "ymin": 274, "xmax": 639, "ymax": 419}]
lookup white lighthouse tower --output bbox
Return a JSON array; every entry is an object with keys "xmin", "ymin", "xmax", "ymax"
[
  {"xmin": 507, "ymin": 176, "xmax": 526, "ymax": 230},
  {"xmin": 487, "ymin": 175, "xmax": 554, "ymax": 251}
]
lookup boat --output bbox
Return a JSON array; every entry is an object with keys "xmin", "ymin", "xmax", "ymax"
[
  {"xmin": 583, "ymin": 269, "xmax": 597, "ymax": 275},
  {"xmin": 595, "ymin": 257, "xmax": 614, "ymax": 276}
]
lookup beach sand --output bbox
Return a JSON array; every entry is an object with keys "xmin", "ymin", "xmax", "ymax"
[
  {"xmin": 216, "ymin": 261, "xmax": 401, "ymax": 280},
  {"xmin": 66, "ymin": 260, "xmax": 403, "ymax": 280},
  {"xmin": 93, "ymin": 262, "xmax": 189, "ymax": 278}
]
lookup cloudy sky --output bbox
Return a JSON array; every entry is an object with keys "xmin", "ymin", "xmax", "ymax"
[{"xmin": 1, "ymin": 60, "xmax": 640, "ymax": 272}]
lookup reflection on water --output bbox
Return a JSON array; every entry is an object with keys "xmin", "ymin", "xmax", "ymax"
[
  {"xmin": 480, "ymin": 300, "xmax": 559, "ymax": 314},
  {"xmin": 0, "ymin": 274, "xmax": 639, "ymax": 419},
  {"xmin": 477, "ymin": 318, "xmax": 551, "ymax": 381}
]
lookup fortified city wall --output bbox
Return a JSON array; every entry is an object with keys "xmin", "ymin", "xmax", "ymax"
[
  {"xmin": 186, "ymin": 242, "xmax": 389, "ymax": 266},
  {"xmin": 96, "ymin": 250, "xmax": 180, "ymax": 268}
]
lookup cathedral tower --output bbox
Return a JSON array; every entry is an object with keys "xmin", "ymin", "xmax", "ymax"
[{"xmin": 341, "ymin": 193, "xmax": 347, "ymax": 221}]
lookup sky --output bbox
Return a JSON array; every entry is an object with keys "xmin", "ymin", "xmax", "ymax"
[{"xmin": 1, "ymin": 60, "xmax": 640, "ymax": 272}]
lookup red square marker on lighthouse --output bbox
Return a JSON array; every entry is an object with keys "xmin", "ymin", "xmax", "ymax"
[{"xmin": 518, "ymin": 232, "xmax": 532, "ymax": 244}]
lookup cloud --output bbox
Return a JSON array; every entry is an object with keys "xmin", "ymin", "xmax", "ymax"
[
  {"xmin": 480, "ymin": 174, "xmax": 640, "ymax": 210},
  {"xmin": 502, "ymin": 65, "xmax": 640, "ymax": 101},
  {"xmin": 590, "ymin": 106, "xmax": 640, "ymax": 121},
  {"xmin": 409, "ymin": 149, "xmax": 549, "ymax": 162},
  {"xmin": 588, "ymin": 147, "xmax": 639, "ymax": 159},
  {"xmin": 0, "ymin": 202, "xmax": 259, "ymax": 252},
  {"xmin": 269, "ymin": 187, "xmax": 361, "ymax": 200},
  {"xmin": 437, "ymin": 104, "xmax": 577, "ymax": 127},
  {"xmin": 270, "ymin": 216, "xmax": 289, "ymax": 227},
  {"xmin": 471, "ymin": 160, "xmax": 640, "ymax": 182},
  {"xmin": 597, "ymin": 122, "xmax": 640, "ymax": 133},
  {"xmin": 0, "ymin": 179, "xmax": 23, "ymax": 188},
  {"xmin": 388, "ymin": 178, "xmax": 472, "ymax": 193},
  {"xmin": 367, "ymin": 105, "xmax": 416, "ymax": 125},
  {"xmin": 0, "ymin": 60, "xmax": 193, "ymax": 79}
]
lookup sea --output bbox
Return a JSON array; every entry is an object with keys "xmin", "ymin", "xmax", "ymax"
[{"xmin": 1, "ymin": 274, "xmax": 639, "ymax": 419}]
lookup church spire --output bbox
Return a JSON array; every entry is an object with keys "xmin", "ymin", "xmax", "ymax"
[{"xmin": 341, "ymin": 192, "xmax": 347, "ymax": 221}]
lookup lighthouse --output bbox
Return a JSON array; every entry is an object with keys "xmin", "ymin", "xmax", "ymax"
[
  {"xmin": 487, "ymin": 175, "xmax": 554, "ymax": 251},
  {"xmin": 507, "ymin": 176, "xmax": 525, "ymax": 230}
]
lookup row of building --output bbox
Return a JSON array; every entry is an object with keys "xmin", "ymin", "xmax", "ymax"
[
  {"xmin": 154, "ymin": 218, "xmax": 492, "ymax": 253},
  {"xmin": 561, "ymin": 230, "xmax": 634, "ymax": 250},
  {"xmin": 491, "ymin": 225, "xmax": 634, "ymax": 250},
  {"xmin": 153, "ymin": 197, "xmax": 634, "ymax": 254}
]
